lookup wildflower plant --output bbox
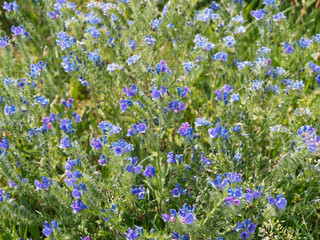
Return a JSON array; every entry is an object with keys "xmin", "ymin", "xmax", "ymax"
[{"xmin": 0, "ymin": 0, "xmax": 320, "ymax": 239}]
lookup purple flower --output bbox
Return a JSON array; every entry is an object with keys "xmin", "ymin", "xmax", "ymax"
[
  {"xmin": 73, "ymin": 113, "xmax": 82, "ymax": 123},
  {"xmin": 268, "ymin": 194, "xmax": 287, "ymax": 209},
  {"xmin": 250, "ymin": 9, "xmax": 266, "ymax": 20},
  {"xmin": 34, "ymin": 179, "xmax": 50, "ymax": 190},
  {"xmin": 144, "ymin": 35, "xmax": 156, "ymax": 45},
  {"xmin": 42, "ymin": 221, "xmax": 53, "ymax": 237},
  {"xmin": 172, "ymin": 188, "xmax": 180, "ymax": 197},
  {"xmin": 124, "ymin": 227, "xmax": 143, "ymax": 240},
  {"xmin": 8, "ymin": 179, "xmax": 19, "ymax": 189},
  {"xmin": 3, "ymin": 1, "xmax": 20, "ymax": 12},
  {"xmin": 59, "ymin": 136, "xmax": 72, "ymax": 148},
  {"xmin": 151, "ymin": 89, "xmax": 161, "ymax": 99},
  {"xmin": 239, "ymin": 231, "xmax": 250, "ymax": 239},
  {"xmin": 99, "ymin": 154, "xmax": 106, "ymax": 166},
  {"xmin": 60, "ymin": 118, "xmax": 73, "ymax": 134},
  {"xmin": 86, "ymin": 26, "xmax": 101, "ymax": 38},
  {"xmin": 114, "ymin": 146, "xmax": 124, "ymax": 156},
  {"xmin": 0, "ymin": 36, "xmax": 9, "ymax": 48},
  {"xmin": 247, "ymin": 223, "xmax": 256, "ymax": 233},
  {"xmin": 283, "ymin": 43, "xmax": 294, "ymax": 54},
  {"xmin": 245, "ymin": 193, "xmax": 254, "ymax": 202},
  {"xmin": 4, "ymin": 105, "xmax": 15, "ymax": 115},
  {"xmin": 137, "ymin": 123, "xmax": 146, "ymax": 133},
  {"xmin": 277, "ymin": 197, "xmax": 287, "ymax": 210},
  {"xmin": 72, "ymin": 189, "xmax": 82, "ymax": 199},
  {"xmin": 122, "ymin": 85, "xmax": 136, "ymax": 98},
  {"xmin": 184, "ymin": 213, "xmax": 194, "ymax": 225},
  {"xmin": 144, "ymin": 165, "xmax": 156, "ymax": 178},
  {"xmin": 162, "ymin": 214, "xmax": 170, "ymax": 222},
  {"xmin": 177, "ymin": 122, "xmax": 194, "ymax": 142},
  {"xmin": 235, "ymin": 219, "xmax": 256, "ymax": 239},
  {"xmin": 167, "ymin": 152, "xmax": 176, "ymax": 164},
  {"xmin": 213, "ymin": 51, "xmax": 228, "ymax": 62},
  {"xmin": 90, "ymin": 138, "xmax": 102, "ymax": 150},
  {"xmin": 11, "ymin": 25, "xmax": 30, "ymax": 37},
  {"xmin": 49, "ymin": 11, "xmax": 57, "ymax": 18},
  {"xmin": 98, "ymin": 121, "xmax": 121, "ymax": 135},
  {"xmin": 71, "ymin": 199, "xmax": 87, "ymax": 214},
  {"xmin": 132, "ymin": 185, "xmax": 145, "ymax": 199},
  {"xmin": 177, "ymin": 102, "xmax": 185, "ymax": 111}
]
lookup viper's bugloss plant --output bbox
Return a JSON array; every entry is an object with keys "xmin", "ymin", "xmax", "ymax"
[{"xmin": 0, "ymin": 0, "xmax": 320, "ymax": 239}]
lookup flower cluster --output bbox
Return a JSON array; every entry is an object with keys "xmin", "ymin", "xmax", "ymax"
[{"xmin": 0, "ymin": 0, "xmax": 319, "ymax": 239}]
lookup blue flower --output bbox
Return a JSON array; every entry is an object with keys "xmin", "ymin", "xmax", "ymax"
[
  {"xmin": 71, "ymin": 199, "xmax": 87, "ymax": 214},
  {"xmin": 208, "ymin": 120, "xmax": 229, "ymax": 140},
  {"xmin": 183, "ymin": 61, "xmax": 196, "ymax": 75},
  {"xmin": 98, "ymin": 121, "xmax": 121, "ymax": 135},
  {"xmin": 90, "ymin": 138, "xmax": 102, "ymax": 150},
  {"xmin": 233, "ymin": 153, "xmax": 242, "ymax": 164},
  {"xmin": 34, "ymin": 176, "xmax": 51, "ymax": 190},
  {"xmin": 0, "ymin": 138, "xmax": 9, "ymax": 150},
  {"xmin": 177, "ymin": 122, "xmax": 195, "ymax": 142},
  {"xmin": 86, "ymin": 26, "xmax": 101, "ymax": 38},
  {"xmin": 124, "ymin": 226, "xmax": 143, "ymax": 240},
  {"xmin": 298, "ymin": 37, "xmax": 312, "ymax": 48},
  {"xmin": 195, "ymin": 118, "xmax": 212, "ymax": 127},
  {"xmin": 143, "ymin": 165, "xmax": 156, "ymax": 178},
  {"xmin": 98, "ymin": 154, "xmax": 107, "ymax": 166},
  {"xmin": 128, "ymin": 38, "xmax": 137, "ymax": 50},
  {"xmin": 4, "ymin": 105, "xmax": 15, "ymax": 115},
  {"xmin": 200, "ymin": 156, "xmax": 213, "ymax": 166},
  {"xmin": 208, "ymin": 174, "xmax": 227, "ymax": 189},
  {"xmin": 250, "ymin": 9, "xmax": 266, "ymax": 20},
  {"xmin": 239, "ymin": 231, "xmax": 250, "ymax": 239},
  {"xmin": 172, "ymin": 188, "xmax": 180, "ymax": 197},
  {"xmin": 88, "ymin": 51, "xmax": 101, "ymax": 63},
  {"xmin": 132, "ymin": 185, "xmax": 145, "ymax": 199},
  {"xmin": 273, "ymin": 13, "xmax": 286, "ymax": 22},
  {"xmin": 60, "ymin": 118, "xmax": 74, "ymax": 134},
  {"xmin": 195, "ymin": 8, "xmax": 220, "ymax": 22},
  {"xmin": 56, "ymin": 31, "xmax": 75, "ymax": 50},
  {"xmin": 73, "ymin": 113, "xmax": 82, "ymax": 123},
  {"xmin": 144, "ymin": 35, "xmax": 156, "ymax": 45},
  {"xmin": 151, "ymin": 88, "xmax": 161, "ymax": 99},
  {"xmin": 268, "ymin": 194, "xmax": 287, "ymax": 209},
  {"xmin": 0, "ymin": 36, "xmax": 9, "ymax": 48},
  {"xmin": 3, "ymin": 1, "xmax": 20, "ymax": 12},
  {"xmin": 107, "ymin": 63, "xmax": 122, "ymax": 72},
  {"xmin": 152, "ymin": 18, "xmax": 162, "ymax": 29},
  {"xmin": 49, "ymin": 11, "xmax": 57, "ymax": 18},
  {"xmin": 60, "ymin": 136, "xmax": 72, "ymax": 148},
  {"xmin": 42, "ymin": 221, "xmax": 53, "ymax": 237},
  {"xmin": 213, "ymin": 51, "xmax": 228, "ymax": 62},
  {"xmin": 61, "ymin": 55, "xmax": 78, "ymax": 72},
  {"xmin": 184, "ymin": 213, "xmax": 194, "ymax": 225},
  {"xmin": 127, "ymin": 55, "xmax": 140, "ymax": 65},
  {"xmin": 126, "ymin": 157, "xmax": 143, "ymax": 174},
  {"xmin": 11, "ymin": 25, "xmax": 30, "ymax": 37},
  {"xmin": 235, "ymin": 219, "xmax": 256, "ymax": 239},
  {"xmin": 297, "ymin": 125, "xmax": 320, "ymax": 153},
  {"xmin": 167, "ymin": 152, "xmax": 183, "ymax": 165},
  {"xmin": 193, "ymin": 34, "xmax": 215, "ymax": 50},
  {"xmin": 263, "ymin": 0, "xmax": 275, "ymax": 5},
  {"xmin": 8, "ymin": 179, "xmax": 19, "ymax": 189},
  {"xmin": 72, "ymin": 188, "xmax": 82, "ymax": 199},
  {"xmin": 86, "ymin": 11, "xmax": 101, "ymax": 24},
  {"xmin": 223, "ymin": 35, "xmax": 235, "ymax": 48}
]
